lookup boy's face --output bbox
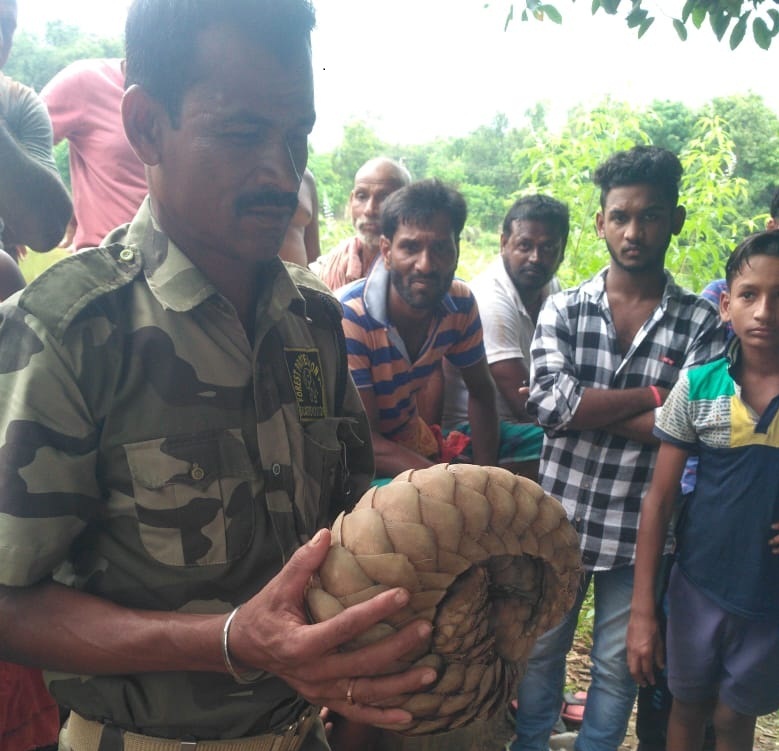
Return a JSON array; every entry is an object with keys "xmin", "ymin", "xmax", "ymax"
[{"xmin": 721, "ymin": 254, "xmax": 779, "ymax": 352}]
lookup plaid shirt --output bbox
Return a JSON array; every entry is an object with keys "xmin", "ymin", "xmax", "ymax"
[{"xmin": 527, "ymin": 268, "xmax": 726, "ymax": 571}]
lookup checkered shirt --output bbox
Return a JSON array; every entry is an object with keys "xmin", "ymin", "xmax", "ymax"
[{"xmin": 527, "ymin": 268, "xmax": 726, "ymax": 571}]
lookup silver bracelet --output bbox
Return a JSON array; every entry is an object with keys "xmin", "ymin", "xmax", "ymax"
[{"xmin": 221, "ymin": 605, "xmax": 262, "ymax": 685}]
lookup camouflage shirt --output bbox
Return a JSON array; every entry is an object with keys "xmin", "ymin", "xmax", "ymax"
[{"xmin": 0, "ymin": 200, "xmax": 373, "ymax": 739}]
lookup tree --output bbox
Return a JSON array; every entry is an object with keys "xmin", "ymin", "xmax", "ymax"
[
  {"xmin": 638, "ymin": 100, "xmax": 697, "ymax": 157},
  {"xmin": 706, "ymin": 94, "xmax": 779, "ymax": 216},
  {"xmin": 488, "ymin": 1, "xmax": 779, "ymax": 49},
  {"xmin": 4, "ymin": 22, "xmax": 122, "ymax": 92}
]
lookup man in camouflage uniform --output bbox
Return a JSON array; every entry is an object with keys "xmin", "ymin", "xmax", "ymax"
[{"xmin": 0, "ymin": 1, "xmax": 436, "ymax": 748}]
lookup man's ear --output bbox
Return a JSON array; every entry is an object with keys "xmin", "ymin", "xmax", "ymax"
[
  {"xmin": 121, "ymin": 84, "xmax": 166, "ymax": 167},
  {"xmin": 595, "ymin": 212, "xmax": 605, "ymax": 239},
  {"xmin": 767, "ymin": 217, "xmax": 778, "ymax": 231},
  {"xmin": 380, "ymin": 235, "xmax": 391, "ymax": 267},
  {"xmin": 671, "ymin": 205, "xmax": 686, "ymax": 236}
]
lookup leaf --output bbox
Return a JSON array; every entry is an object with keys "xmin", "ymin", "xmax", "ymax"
[
  {"xmin": 521, "ymin": 9, "xmax": 529, "ymax": 21},
  {"xmin": 539, "ymin": 4, "xmax": 563, "ymax": 23},
  {"xmin": 691, "ymin": 5, "xmax": 707, "ymax": 28},
  {"xmin": 601, "ymin": 0, "xmax": 620, "ymax": 14},
  {"xmin": 673, "ymin": 18, "xmax": 688, "ymax": 41},
  {"xmin": 637, "ymin": 17, "xmax": 655, "ymax": 38},
  {"xmin": 680, "ymin": 0, "xmax": 695, "ymax": 23},
  {"xmin": 709, "ymin": 10, "xmax": 730, "ymax": 41},
  {"xmin": 626, "ymin": 7, "xmax": 648, "ymax": 28},
  {"xmin": 752, "ymin": 17, "xmax": 772, "ymax": 49},
  {"xmin": 769, "ymin": 9, "xmax": 779, "ymax": 33},
  {"xmin": 504, "ymin": 3, "xmax": 515, "ymax": 31},
  {"xmin": 591, "ymin": 0, "xmax": 601, "ymax": 12},
  {"xmin": 729, "ymin": 13, "xmax": 749, "ymax": 50}
]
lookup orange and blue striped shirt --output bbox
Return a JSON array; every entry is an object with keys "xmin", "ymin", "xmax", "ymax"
[{"xmin": 339, "ymin": 262, "xmax": 485, "ymax": 445}]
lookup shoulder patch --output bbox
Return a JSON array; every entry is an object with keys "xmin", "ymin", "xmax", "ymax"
[{"xmin": 19, "ymin": 243, "xmax": 142, "ymax": 339}]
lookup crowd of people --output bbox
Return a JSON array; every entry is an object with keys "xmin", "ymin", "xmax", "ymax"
[{"xmin": 0, "ymin": 1, "xmax": 777, "ymax": 751}]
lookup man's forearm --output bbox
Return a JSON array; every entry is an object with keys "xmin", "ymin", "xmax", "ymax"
[
  {"xmin": 371, "ymin": 431, "xmax": 434, "ymax": 477},
  {"xmin": 567, "ymin": 386, "xmax": 665, "ymax": 431},
  {"xmin": 0, "ymin": 123, "xmax": 72, "ymax": 251},
  {"xmin": 0, "ymin": 581, "xmax": 223, "ymax": 674},
  {"xmin": 602, "ymin": 410, "xmax": 659, "ymax": 445},
  {"xmin": 467, "ymin": 395, "xmax": 499, "ymax": 466}
]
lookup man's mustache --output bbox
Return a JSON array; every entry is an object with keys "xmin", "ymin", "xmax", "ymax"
[{"xmin": 235, "ymin": 191, "xmax": 299, "ymax": 214}]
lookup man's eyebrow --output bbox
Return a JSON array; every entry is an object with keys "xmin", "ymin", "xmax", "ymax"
[{"xmin": 218, "ymin": 112, "xmax": 316, "ymax": 130}]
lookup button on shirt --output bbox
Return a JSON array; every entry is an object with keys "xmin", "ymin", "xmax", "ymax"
[{"xmin": 527, "ymin": 268, "xmax": 726, "ymax": 571}]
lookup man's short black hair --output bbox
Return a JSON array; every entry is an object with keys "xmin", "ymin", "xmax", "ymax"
[
  {"xmin": 593, "ymin": 145, "xmax": 683, "ymax": 209},
  {"xmin": 381, "ymin": 179, "xmax": 467, "ymax": 244},
  {"xmin": 502, "ymin": 194, "xmax": 570, "ymax": 248},
  {"xmin": 125, "ymin": 0, "xmax": 315, "ymax": 125},
  {"xmin": 770, "ymin": 187, "xmax": 779, "ymax": 221},
  {"xmin": 725, "ymin": 230, "xmax": 779, "ymax": 286}
]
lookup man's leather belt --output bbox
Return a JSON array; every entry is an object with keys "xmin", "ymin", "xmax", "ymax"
[{"xmin": 61, "ymin": 706, "xmax": 318, "ymax": 751}]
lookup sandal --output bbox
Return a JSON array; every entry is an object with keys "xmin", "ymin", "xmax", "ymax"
[{"xmin": 560, "ymin": 690, "xmax": 587, "ymax": 726}]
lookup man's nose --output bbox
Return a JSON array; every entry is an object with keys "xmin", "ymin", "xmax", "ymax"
[
  {"xmin": 252, "ymin": 136, "xmax": 304, "ymax": 193},
  {"xmin": 415, "ymin": 249, "xmax": 434, "ymax": 273},
  {"xmin": 364, "ymin": 195, "xmax": 380, "ymax": 216},
  {"xmin": 624, "ymin": 219, "xmax": 642, "ymax": 240}
]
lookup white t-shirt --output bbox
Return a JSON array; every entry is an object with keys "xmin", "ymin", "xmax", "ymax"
[{"xmin": 442, "ymin": 258, "xmax": 559, "ymax": 429}]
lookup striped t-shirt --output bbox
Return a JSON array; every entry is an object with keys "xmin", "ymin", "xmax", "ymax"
[
  {"xmin": 339, "ymin": 262, "xmax": 485, "ymax": 445},
  {"xmin": 655, "ymin": 339, "xmax": 779, "ymax": 620}
]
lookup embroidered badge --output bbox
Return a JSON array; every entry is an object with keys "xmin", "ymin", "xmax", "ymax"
[{"xmin": 285, "ymin": 348, "xmax": 327, "ymax": 421}]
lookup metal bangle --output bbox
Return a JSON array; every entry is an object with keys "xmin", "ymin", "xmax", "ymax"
[{"xmin": 221, "ymin": 605, "xmax": 262, "ymax": 685}]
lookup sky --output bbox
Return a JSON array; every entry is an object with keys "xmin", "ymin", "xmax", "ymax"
[{"xmin": 16, "ymin": 0, "xmax": 778, "ymax": 151}]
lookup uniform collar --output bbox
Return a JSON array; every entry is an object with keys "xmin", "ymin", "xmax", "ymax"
[{"xmin": 119, "ymin": 198, "xmax": 305, "ymax": 317}]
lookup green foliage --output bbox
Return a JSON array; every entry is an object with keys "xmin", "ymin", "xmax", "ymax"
[
  {"xmin": 53, "ymin": 141, "xmax": 71, "ymax": 191},
  {"xmin": 4, "ymin": 22, "xmax": 122, "ymax": 92},
  {"xmin": 706, "ymin": 94, "xmax": 779, "ymax": 217},
  {"xmin": 638, "ymin": 101, "xmax": 697, "ymax": 156},
  {"xmin": 674, "ymin": 115, "xmax": 754, "ymax": 289},
  {"xmin": 313, "ymin": 94, "xmax": 774, "ymax": 291},
  {"xmin": 487, "ymin": 0, "xmax": 779, "ymax": 48},
  {"xmin": 516, "ymin": 99, "xmax": 649, "ymax": 286}
]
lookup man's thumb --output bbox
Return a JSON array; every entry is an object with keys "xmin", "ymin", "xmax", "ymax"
[{"xmin": 284, "ymin": 528, "xmax": 332, "ymax": 584}]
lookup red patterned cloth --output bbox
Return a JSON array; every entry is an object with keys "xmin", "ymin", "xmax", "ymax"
[{"xmin": 0, "ymin": 662, "xmax": 59, "ymax": 751}]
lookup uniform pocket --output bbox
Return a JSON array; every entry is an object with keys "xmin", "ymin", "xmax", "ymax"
[
  {"xmin": 125, "ymin": 429, "xmax": 256, "ymax": 567},
  {"xmin": 301, "ymin": 417, "xmax": 365, "ymax": 527}
]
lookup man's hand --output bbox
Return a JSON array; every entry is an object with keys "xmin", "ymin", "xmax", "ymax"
[
  {"xmin": 626, "ymin": 611, "xmax": 664, "ymax": 688},
  {"xmin": 770, "ymin": 522, "xmax": 779, "ymax": 554},
  {"xmin": 229, "ymin": 530, "xmax": 436, "ymax": 729}
]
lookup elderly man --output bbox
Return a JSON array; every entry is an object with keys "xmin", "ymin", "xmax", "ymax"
[
  {"xmin": 0, "ymin": 1, "xmax": 437, "ymax": 748},
  {"xmin": 316, "ymin": 156, "xmax": 410, "ymax": 290},
  {"xmin": 340, "ymin": 178, "xmax": 499, "ymax": 480}
]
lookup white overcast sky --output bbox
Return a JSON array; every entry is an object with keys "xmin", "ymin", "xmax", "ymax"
[{"xmin": 17, "ymin": 0, "xmax": 778, "ymax": 151}]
